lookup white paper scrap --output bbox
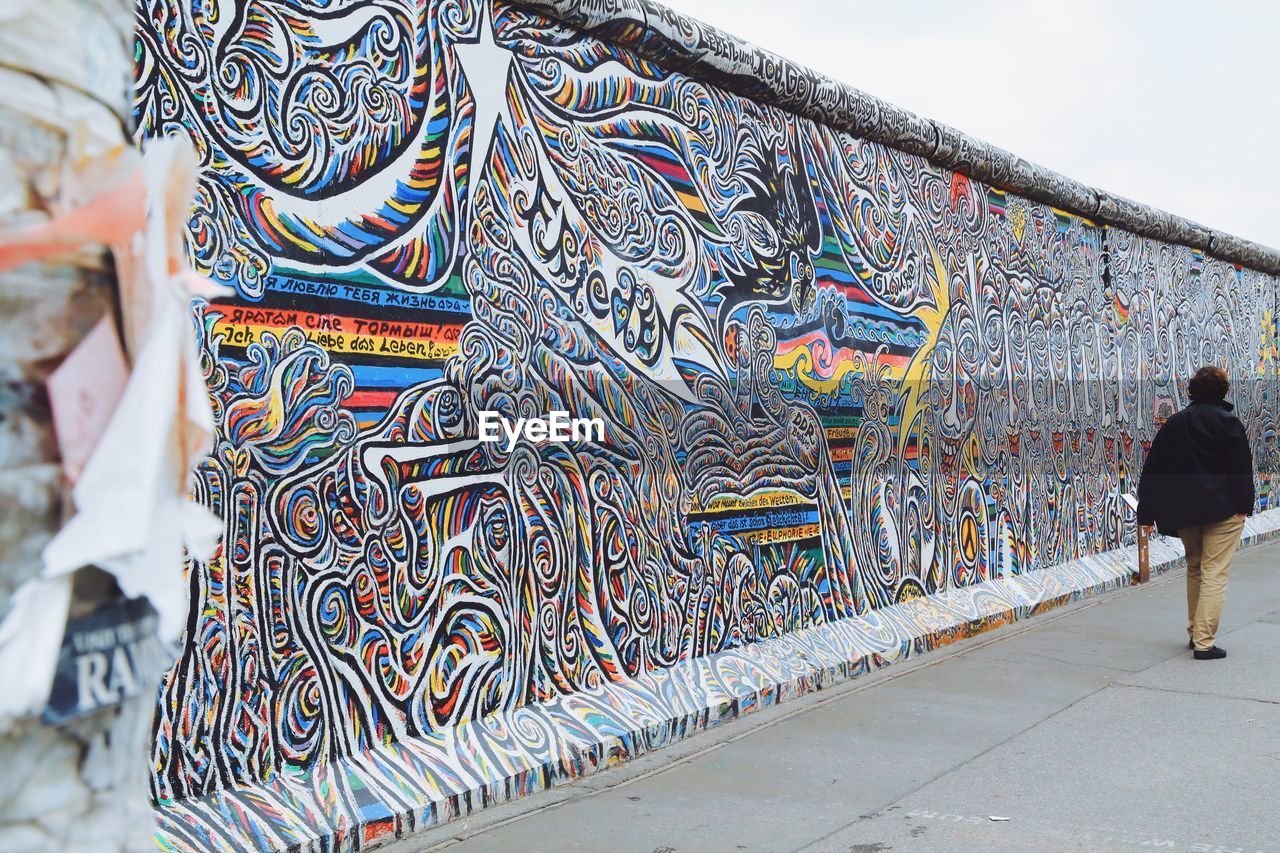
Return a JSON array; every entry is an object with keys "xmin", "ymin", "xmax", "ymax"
[{"xmin": 0, "ymin": 136, "xmax": 227, "ymax": 722}]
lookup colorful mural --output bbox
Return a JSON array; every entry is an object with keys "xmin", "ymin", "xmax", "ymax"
[{"xmin": 134, "ymin": 0, "xmax": 1279, "ymax": 841}]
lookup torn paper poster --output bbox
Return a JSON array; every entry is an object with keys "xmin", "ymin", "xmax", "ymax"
[
  {"xmin": 0, "ymin": 574, "xmax": 71, "ymax": 733},
  {"xmin": 0, "ymin": 164, "xmax": 144, "ymax": 270},
  {"xmin": 46, "ymin": 316, "xmax": 129, "ymax": 483},
  {"xmin": 0, "ymin": 135, "xmax": 227, "ymax": 721},
  {"xmin": 42, "ymin": 136, "xmax": 228, "ymax": 636}
]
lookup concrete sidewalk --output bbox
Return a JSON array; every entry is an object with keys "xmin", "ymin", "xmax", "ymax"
[{"xmin": 391, "ymin": 542, "xmax": 1280, "ymax": 853}]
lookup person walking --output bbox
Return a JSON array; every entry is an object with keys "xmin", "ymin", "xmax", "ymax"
[{"xmin": 1136, "ymin": 365, "xmax": 1254, "ymax": 660}]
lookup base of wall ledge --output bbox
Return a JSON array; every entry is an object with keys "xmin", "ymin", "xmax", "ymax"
[{"xmin": 155, "ymin": 509, "xmax": 1280, "ymax": 852}]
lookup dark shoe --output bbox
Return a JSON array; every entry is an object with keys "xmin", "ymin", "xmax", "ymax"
[{"xmin": 1193, "ymin": 646, "xmax": 1227, "ymax": 660}]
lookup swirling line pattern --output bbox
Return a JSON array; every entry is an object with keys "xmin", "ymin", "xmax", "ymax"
[
  {"xmin": 136, "ymin": 0, "xmax": 1280, "ymax": 841},
  {"xmin": 153, "ymin": 514, "xmax": 1280, "ymax": 852},
  {"xmin": 517, "ymin": 0, "xmax": 1280, "ymax": 274}
]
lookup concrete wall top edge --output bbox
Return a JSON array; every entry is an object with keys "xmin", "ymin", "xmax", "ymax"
[{"xmin": 514, "ymin": 0, "xmax": 1280, "ymax": 275}]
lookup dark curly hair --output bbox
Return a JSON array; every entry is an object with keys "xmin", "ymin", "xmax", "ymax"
[{"xmin": 1188, "ymin": 365, "xmax": 1230, "ymax": 403}]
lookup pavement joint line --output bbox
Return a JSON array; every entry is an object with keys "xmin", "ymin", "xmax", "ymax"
[
  {"xmin": 1015, "ymin": 650, "xmax": 1144, "ymax": 673},
  {"xmin": 1113, "ymin": 679, "xmax": 1280, "ymax": 706},
  {"xmin": 400, "ymin": 564, "xmax": 1205, "ymax": 850}
]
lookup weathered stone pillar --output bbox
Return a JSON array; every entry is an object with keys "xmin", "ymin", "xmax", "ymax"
[{"xmin": 0, "ymin": 1, "xmax": 155, "ymax": 850}]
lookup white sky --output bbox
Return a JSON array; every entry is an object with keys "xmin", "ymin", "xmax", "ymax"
[{"xmin": 660, "ymin": 0, "xmax": 1280, "ymax": 249}]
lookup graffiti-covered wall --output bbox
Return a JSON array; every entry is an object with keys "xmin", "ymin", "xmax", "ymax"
[{"xmin": 134, "ymin": 0, "xmax": 1279, "ymax": 839}]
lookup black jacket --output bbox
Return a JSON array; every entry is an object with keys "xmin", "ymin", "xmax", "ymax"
[{"xmin": 1136, "ymin": 400, "xmax": 1255, "ymax": 535}]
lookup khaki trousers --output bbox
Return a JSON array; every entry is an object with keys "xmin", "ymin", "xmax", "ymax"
[{"xmin": 1178, "ymin": 515, "xmax": 1245, "ymax": 651}]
